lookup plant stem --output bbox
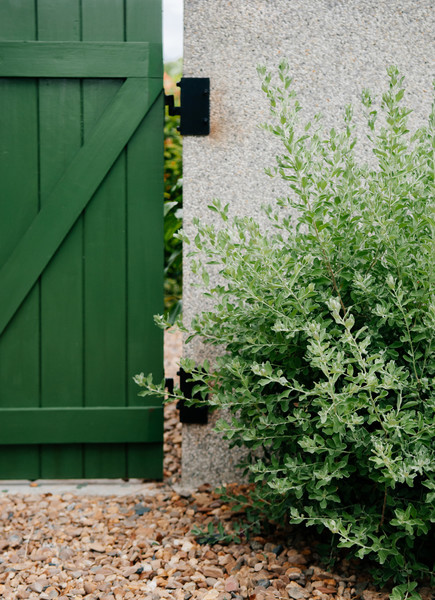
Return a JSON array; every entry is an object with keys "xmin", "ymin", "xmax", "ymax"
[
  {"xmin": 379, "ymin": 484, "xmax": 388, "ymax": 530},
  {"xmin": 312, "ymin": 222, "xmax": 347, "ymax": 315}
]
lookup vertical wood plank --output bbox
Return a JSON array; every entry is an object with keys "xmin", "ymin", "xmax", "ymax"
[
  {"xmin": 126, "ymin": 0, "xmax": 164, "ymax": 478},
  {"xmin": 127, "ymin": 443, "xmax": 163, "ymax": 479},
  {"xmin": 81, "ymin": 0, "xmax": 127, "ymax": 477},
  {"xmin": 126, "ymin": 0, "xmax": 163, "ymax": 45},
  {"xmin": 0, "ymin": 1, "xmax": 35, "ymax": 37},
  {"xmin": 38, "ymin": 0, "xmax": 84, "ymax": 478},
  {"xmin": 0, "ymin": 0, "xmax": 40, "ymax": 478}
]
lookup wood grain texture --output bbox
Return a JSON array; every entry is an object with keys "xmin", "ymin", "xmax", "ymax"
[
  {"xmin": 0, "ymin": 0, "xmax": 164, "ymax": 479},
  {"xmin": 81, "ymin": 0, "xmax": 127, "ymax": 478},
  {"xmin": 0, "ymin": 77, "xmax": 161, "ymax": 337},
  {"xmin": 0, "ymin": 406, "xmax": 163, "ymax": 444},
  {"xmin": 126, "ymin": 0, "xmax": 164, "ymax": 479},
  {"xmin": 0, "ymin": 0, "xmax": 40, "ymax": 479},
  {"xmin": 0, "ymin": 41, "xmax": 161, "ymax": 77},
  {"xmin": 37, "ymin": 0, "xmax": 84, "ymax": 479}
]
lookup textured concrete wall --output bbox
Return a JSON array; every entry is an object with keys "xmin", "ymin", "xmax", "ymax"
[{"xmin": 181, "ymin": 0, "xmax": 434, "ymax": 488}]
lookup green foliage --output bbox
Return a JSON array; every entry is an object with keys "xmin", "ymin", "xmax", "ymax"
[
  {"xmin": 164, "ymin": 60, "xmax": 183, "ymax": 320},
  {"xmin": 136, "ymin": 65, "xmax": 435, "ymax": 595},
  {"xmin": 191, "ymin": 521, "xmax": 243, "ymax": 545},
  {"xmin": 190, "ymin": 496, "xmax": 263, "ymax": 546}
]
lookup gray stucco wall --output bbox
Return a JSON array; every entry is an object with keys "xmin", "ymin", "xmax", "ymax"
[{"xmin": 181, "ymin": 0, "xmax": 434, "ymax": 488}]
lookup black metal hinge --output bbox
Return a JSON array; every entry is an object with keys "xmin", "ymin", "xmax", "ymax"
[
  {"xmin": 165, "ymin": 77, "xmax": 210, "ymax": 136},
  {"xmin": 176, "ymin": 368, "xmax": 208, "ymax": 424},
  {"xmin": 165, "ymin": 378, "xmax": 174, "ymax": 395}
]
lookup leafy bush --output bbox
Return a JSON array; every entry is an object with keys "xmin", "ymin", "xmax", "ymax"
[
  {"xmin": 136, "ymin": 65, "xmax": 434, "ymax": 595},
  {"xmin": 163, "ymin": 61, "xmax": 183, "ymax": 320}
]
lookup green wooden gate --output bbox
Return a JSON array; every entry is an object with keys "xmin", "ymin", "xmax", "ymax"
[{"xmin": 0, "ymin": 0, "xmax": 164, "ymax": 479}]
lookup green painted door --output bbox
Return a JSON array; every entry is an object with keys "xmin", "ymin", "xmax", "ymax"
[{"xmin": 0, "ymin": 0, "xmax": 164, "ymax": 479}]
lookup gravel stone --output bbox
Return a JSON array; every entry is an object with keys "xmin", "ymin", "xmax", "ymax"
[
  {"xmin": 287, "ymin": 582, "xmax": 311, "ymax": 599},
  {"xmin": 202, "ymin": 566, "xmax": 224, "ymax": 579}
]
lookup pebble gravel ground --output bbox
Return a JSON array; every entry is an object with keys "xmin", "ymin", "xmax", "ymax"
[
  {"xmin": 0, "ymin": 485, "xmax": 388, "ymax": 600},
  {"xmin": 163, "ymin": 329, "xmax": 182, "ymax": 486},
  {"xmin": 0, "ymin": 330, "xmax": 433, "ymax": 600}
]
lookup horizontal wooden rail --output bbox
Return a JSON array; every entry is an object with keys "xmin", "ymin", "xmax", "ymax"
[
  {"xmin": 0, "ymin": 41, "xmax": 162, "ymax": 77},
  {"xmin": 0, "ymin": 406, "xmax": 163, "ymax": 444}
]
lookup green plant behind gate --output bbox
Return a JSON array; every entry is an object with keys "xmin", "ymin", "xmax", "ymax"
[
  {"xmin": 136, "ymin": 66, "xmax": 435, "ymax": 595},
  {"xmin": 163, "ymin": 60, "xmax": 183, "ymax": 320}
]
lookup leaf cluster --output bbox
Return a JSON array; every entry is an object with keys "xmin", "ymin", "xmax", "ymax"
[{"xmin": 191, "ymin": 521, "xmax": 243, "ymax": 545}]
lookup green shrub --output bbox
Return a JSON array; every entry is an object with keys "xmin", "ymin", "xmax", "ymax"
[{"xmin": 136, "ymin": 65, "xmax": 435, "ymax": 596}]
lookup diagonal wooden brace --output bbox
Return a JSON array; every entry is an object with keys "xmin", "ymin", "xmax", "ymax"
[{"xmin": 0, "ymin": 77, "xmax": 162, "ymax": 335}]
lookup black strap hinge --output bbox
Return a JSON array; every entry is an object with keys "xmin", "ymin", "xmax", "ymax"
[
  {"xmin": 165, "ymin": 77, "xmax": 210, "ymax": 136},
  {"xmin": 176, "ymin": 368, "xmax": 208, "ymax": 424},
  {"xmin": 164, "ymin": 94, "xmax": 180, "ymax": 117},
  {"xmin": 165, "ymin": 377, "xmax": 174, "ymax": 395}
]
